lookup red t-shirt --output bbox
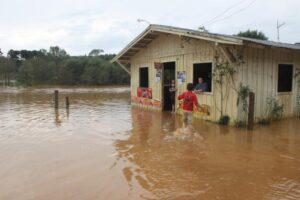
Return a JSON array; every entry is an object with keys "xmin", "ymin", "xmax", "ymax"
[{"xmin": 178, "ymin": 91, "xmax": 199, "ymax": 111}]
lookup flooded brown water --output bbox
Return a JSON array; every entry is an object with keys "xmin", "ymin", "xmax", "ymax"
[{"xmin": 0, "ymin": 86, "xmax": 300, "ymax": 200}]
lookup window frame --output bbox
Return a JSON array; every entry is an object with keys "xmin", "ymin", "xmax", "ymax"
[
  {"xmin": 277, "ymin": 63, "xmax": 294, "ymax": 94},
  {"xmin": 193, "ymin": 61, "xmax": 214, "ymax": 95},
  {"xmin": 139, "ymin": 67, "xmax": 149, "ymax": 88}
]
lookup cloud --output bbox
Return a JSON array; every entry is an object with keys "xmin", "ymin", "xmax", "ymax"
[
  {"xmin": 0, "ymin": 0, "xmax": 300, "ymax": 55},
  {"xmin": 0, "ymin": 12, "xmax": 138, "ymax": 55}
]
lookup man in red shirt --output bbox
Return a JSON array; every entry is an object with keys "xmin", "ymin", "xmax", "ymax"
[{"xmin": 178, "ymin": 83, "xmax": 199, "ymax": 128}]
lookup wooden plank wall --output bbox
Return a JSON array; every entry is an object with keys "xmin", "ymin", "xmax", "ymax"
[
  {"xmin": 130, "ymin": 33, "xmax": 300, "ymax": 122},
  {"xmin": 238, "ymin": 46, "xmax": 300, "ymax": 120},
  {"xmin": 130, "ymin": 33, "xmax": 239, "ymax": 122}
]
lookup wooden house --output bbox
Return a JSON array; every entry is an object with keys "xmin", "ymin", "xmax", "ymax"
[{"xmin": 112, "ymin": 24, "xmax": 300, "ymax": 123}]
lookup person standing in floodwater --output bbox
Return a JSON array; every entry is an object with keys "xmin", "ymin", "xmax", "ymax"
[
  {"xmin": 169, "ymin": 80, "xmax": 177, "ymax": 113},
  {"xmin": 178, "ymin": 83, "xmax": 199, "ymax": 128}
]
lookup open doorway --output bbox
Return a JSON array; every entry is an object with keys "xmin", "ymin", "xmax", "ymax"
[{"xmin": 162, "ymin": 62, "xmax": 176, "ymax": 111}]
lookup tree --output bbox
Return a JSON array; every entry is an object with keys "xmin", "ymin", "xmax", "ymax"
[
  {"xmin": 17, "ymin": 58, "xmax": 56, "ymax": 85},
  {"xmin": 0, "ymin": 57, "xmax": 16, "ymax": 85},
  {"xmin": 59, "ymin": 58, "xmax": 87, "ymax": 84},
  {"xmin": 8, "ymin": 50, "xmax": 21, "ymax": 60},
  {"xmin": 49, "ymin": 46, "xmax": 68, "ymax": 57},
  {"xmin": 88, "ymin": 49, "xmax": 104, "ymax": 57},
  {"xmin": 40, "ymin": 49, "xmax": 48, "ymax": 56},
  {"xmin": 11, "ymin": 46, "xmax": 129, "ymax": 86},
  {"xmin": 236, "ymin": 30, "xmax": 268, "ymax": 40},
  {"xmin": 7, "ymin": 49, "xmax": 45, "ymax": 60}
]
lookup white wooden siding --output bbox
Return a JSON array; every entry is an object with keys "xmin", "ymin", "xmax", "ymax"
[{"xmin": 130, "ymin": 33, "xmax": 300, "ymax": 122}]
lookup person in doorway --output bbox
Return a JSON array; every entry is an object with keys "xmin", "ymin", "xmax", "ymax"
[
  {"xmin": 178, "ymin": 83, "xmax": 199, "ymax": 129},
  {"xmin": 169, "ymin": 80, "xmax": 177, "ymax": 113},
  {"xmin": 194, "ymin": 77, "xmax": 207, "ymax": 93}
]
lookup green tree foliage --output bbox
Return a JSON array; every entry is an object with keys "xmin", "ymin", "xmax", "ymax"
[
  {"xmin": 48, "ymin": 46, "xmax": 68, "ymax": 57},
  {"xmin": 0, "ymin": 57, "xmax": 16, "ymax": 85},
  {"xmin": 88, "ymin": 49, "xmax": 104, "ymax": 57},
  {"xmin": 13, "ymin": 47, "xmax": 130, "ymax": 86},
  {"xmin": 79, "ymin": 56, "xmax": 129, "ymax": 85},
  {"xmin": 236, "ymin": 29, "xmax": 268, "ymax": 40},
  {"xmin": 59, "ymin": 58, "xmax": 87, "ymax": 85},
  {"xmin": 17, "ymin": 58, "xmax": 56, "ymax": 85},
  {"xmin": 8, "ymin": 49, "xmax": 46, "ymax": 60},
  {"xmin": 8, "ymin": 49, "xmax": 48, "ymax": 70}
]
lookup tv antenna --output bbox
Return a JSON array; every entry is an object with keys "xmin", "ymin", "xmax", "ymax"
[
  {"xmin": 277, "ymin": 20, "xmax": 286, "ymax": 42},
  {"xmin": 137, "ymin": 19, "xmax": 151, "ymax": 25}
]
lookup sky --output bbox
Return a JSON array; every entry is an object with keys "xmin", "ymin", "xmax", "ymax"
[{"xmin": 0, "ymin": 0, "xmax": 299, "ymax": 56}]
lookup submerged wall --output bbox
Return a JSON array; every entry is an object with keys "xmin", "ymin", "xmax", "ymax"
[
  {"xmin": 130, "ymin": 33, "xmax": 239, "ymax": 122},
  {"xmin": 129, "ymin": 33, "xmax": 300, "ymax": 122},
  {"xmin": 238, "ymin": 46, "xmax": 300, "ymax": 120}
]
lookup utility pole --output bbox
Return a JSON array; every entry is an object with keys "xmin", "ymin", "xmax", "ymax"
[{"xmin": 277, "ymin": 20, "xmax": 286, "ymax": 42}]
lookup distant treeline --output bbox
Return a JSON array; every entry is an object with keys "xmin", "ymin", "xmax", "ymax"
[{"xmin": 0, "ymin": 47, "xmax": 130, "ymax": 86}]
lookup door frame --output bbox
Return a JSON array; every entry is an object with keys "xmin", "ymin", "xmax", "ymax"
[{"xmin": 161, "ymin": 61, "xmax": 176, "ymax": 111}]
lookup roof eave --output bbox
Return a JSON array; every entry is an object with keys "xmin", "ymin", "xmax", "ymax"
[
  {"xmin": 111, "ymin": 26, "xmax": 153, "ymax": 63},
  {"xmin": 150, "ymin": 25, "xmax": 243, "ymax": 45},
  {"xmin": 111, "ymin": 25, "xmax": 244, "ymax": 64}
]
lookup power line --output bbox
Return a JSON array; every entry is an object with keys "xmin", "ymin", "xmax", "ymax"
[
  {"xmin": 205, "ymin": 0, "xmax": 257, "ymax": 26},
  {"xmin": 201, "ymin": 0, "xmax": 248, "ymax": 26},
  {"xmin": 204, "ymin": 0, "xmax": 257, "ymax": 27}
]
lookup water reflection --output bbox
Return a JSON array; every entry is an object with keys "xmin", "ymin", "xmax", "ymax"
[
  {"xmin": 54, "ymin": 109, "xmax": 62, "ymax": 126},
  {"xmin": 246, "ymin": 131, "xmax": 253, "ymax": 144},
  {"xmin": 66, "ymin": 107, "xmax": 70, "ymax": 119},
  {"xmin": 115, "ymin": 108, "xmax": 300, "ymax": 199},
  {"xmin": 0, "ymin": 86, "xmax": 299, "ymax": 200},
  {"xmin": 114, "ymin": 109, "xmax": 210, "ymax": 199},
  {"xmin": 54, "ymin": 107, "xmax": 70, "ymax": 127}
]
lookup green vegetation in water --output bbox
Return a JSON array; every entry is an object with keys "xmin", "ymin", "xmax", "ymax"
[
  {"xmin": 0, "ymin": 47, "xmax": 130, "ymax": 86},
  {"xmin": 0, "ymin": 57, "xmax": 16, "ymax": 85},
  {"xmin": 237, "ymin": 84, "xmax": 251, "ymax": 113},
  {"xmin": 258, "ymin": 118, "xmax": 271, "ymax": 125},
  {"xmin": 235, "ymin": 84, "xmax": 251, "ymax": 128},
  {"xmin": 234, "ymin": 120, "xmax": 247, "ymax": 128},
  {"xmin": 258, "ymin": 96, "xmax": 284, "ymax": 125},
  {"xmin": 265, "ymin": 96, "xmax": 284, "ymax": 120},
  {"xmin": 218, "ymin": 115, "xmax": 230, "ymax": 125}
]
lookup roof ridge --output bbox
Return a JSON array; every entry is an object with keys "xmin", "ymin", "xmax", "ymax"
[{"xmin": 149, "ymin": 24, "xmax": 300, "ymax": 47}]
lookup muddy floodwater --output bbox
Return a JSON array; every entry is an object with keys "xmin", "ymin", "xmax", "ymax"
[{"xmin": 0, "ymin": 86, "xmax": 300, "ymax": 200}]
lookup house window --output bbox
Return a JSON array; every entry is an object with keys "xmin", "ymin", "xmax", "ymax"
[
  {"xmin": 193, "ymin": 63, "xmax": 212, "ymax": 92},
  {"xmin": 278, "ymin": 64, "xmax": 293, "ymax": 92},
  {"xmin": 139, "ymin": 67, "xmax": 149, "ymax": 88}
]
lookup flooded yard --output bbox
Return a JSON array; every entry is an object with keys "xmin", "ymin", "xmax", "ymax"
[{"xmin": 0, "ymin": 86, "xmax": 300, "ymax": 200}]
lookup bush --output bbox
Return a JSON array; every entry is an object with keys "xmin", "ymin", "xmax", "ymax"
[
  {"xmin": 218, "ymin": 115, "xmax": 230, "ymax": 125},
  {"xmin": 257, "ymin": 96, "xmax": 284, "ymax": 126},
  {"xmin": 265, "ymin": 96, "xmax": 284, "ymax": 121}
]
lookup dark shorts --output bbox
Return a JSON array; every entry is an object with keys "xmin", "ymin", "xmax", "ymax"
[{"xmin": 170, "ymin": 94, "xmax": 175, "ymax": 105}]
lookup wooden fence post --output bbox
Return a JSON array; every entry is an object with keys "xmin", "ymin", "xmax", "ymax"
[
  {"xmin": 65, "ymin": 96, "xmax": 70, "ymax": 108},
  {"xmin": 54, "ymin": 90, "xmax": 59, "ymax": 109},
  {"xmin": 247, "ymin": 92, "xmax": 255, "ymax": 130}
]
